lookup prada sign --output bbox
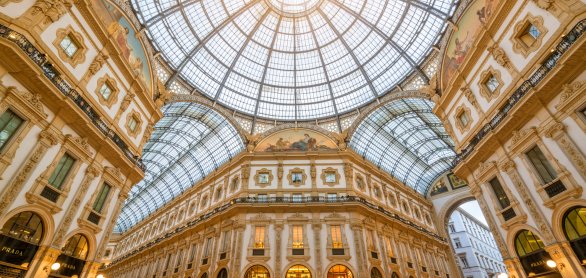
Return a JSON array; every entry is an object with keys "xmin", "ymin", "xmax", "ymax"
[
  {"xmin": 520, "ymin": 250, "xmax": 555, "ymax": 277},
  {"xmin": 0, "ymin": 234, "xmax": 39, "ymax": 267},
  {"xmin": 52, "ymin": 254, "xmax": 86, "ymax": 277}
]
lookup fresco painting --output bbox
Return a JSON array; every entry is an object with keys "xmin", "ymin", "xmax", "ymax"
[
  {"xmin": 93, "ymin": 0, "xmax": 152, "ymax": 92},
  {"xmin": 255, "ymin": 129, "xmax": 337, "ymax": 152},
  {"xmin": 442, "ymin": 0, "xmax": 500, "ymax": 89},
  {"xmin": 448, "ymin": 173, "xmax": 468, "ymax": 189}
]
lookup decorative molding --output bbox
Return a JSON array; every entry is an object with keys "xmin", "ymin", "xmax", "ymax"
[
  {"xmin": 125, "ymin": 110, "xmax": 142, "ymax": 138},
  {"xmin": 31, "ymin": 0, "xmax": 73, "ymax": 24},
  {"xmin": 511, "ymin": 14, "xmax": 547, "ymax": 58},
  {"xmin": 254, "ymin": 168, "xmax": 273, "ymax": 188},
  {"xmin": 454, "ymin": 105, "xmax": 472, "ymax": 134},
  {"xmin": 287, "ymin": 167, "xmax": 307, "ymax": 187},
  {"xmin": 462, "ymin": 86, "xmax": 480, "ymax": 112},
  {"xmin": 478, "ymin": 67, "xmax": 503, "ymax": 102},
  {"xmin": 86, "ymin": 51, "xmax": 109, "ymax": 80},
  {"xmin": 531, "ymin": 0, "xmax": 554, "ymax": 10},
  {"xmin": 320, "ymin": 167, "xmax": 340, "ymax": 186},
  {"xmin": 488, "ymin": 45, "xmax": 512, "ymax": 70},
  {"xmin": 95, "ymin": 75, "xmax": 119, "ymax": 108},
  {"xmin": 53, "ymin": 25, "xmax": 87, "ymax": 68}
]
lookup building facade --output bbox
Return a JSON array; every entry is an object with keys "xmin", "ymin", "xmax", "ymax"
[
  {"xmin": 449, "ymin": 208, "xmax": 506, "ymax": 278},
  {"xmin": 0, "ymin": 0, "xmax": 584, "ymax": 278}
]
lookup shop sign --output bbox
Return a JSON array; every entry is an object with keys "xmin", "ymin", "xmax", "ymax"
[{"xmin": 0, "ymin": 234, "xmax": 39, "ymax": 267}]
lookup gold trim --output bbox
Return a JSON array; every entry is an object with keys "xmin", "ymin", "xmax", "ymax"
[
  {"xmin": 125, "ymin": 110, "xmax": 142, "ymax": 138},
  {"xmin": 320, "ymin": 167, "xmax": 340, "ymax": 186},
  {"xmin": 454, "ymin": 105, "xmax": 472, "ymax": 134},
  {"xmin": 478, "ymin": 67, "xmax": 503, "ymax": 102},
  {"xmin": 254, "ymin": 168, "xmax": 274, "ymax": 187},
  {"xmin": 287, "ymin": 168, "xmax": 307, "ymax": 186},
  {"xmin": 511, "ymin": 14, "xmax": 547, "ymax": 58},
  {"xmin": 95, "ymin": 75, "xmax": 119, "ymax": 108},
  {"xmin": 52, "ymin": 25, "xmax": 87, "ymax": 68}
]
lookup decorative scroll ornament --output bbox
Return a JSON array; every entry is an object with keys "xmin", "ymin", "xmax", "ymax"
[
  {"xmin": 120, "ymin": 93, "xmax": 135, "ymax": 110},
  {"xmin": 532, "ymin": 0, "xmax": 554, "ymax": 10},
  {"xmin": 87, "ymin": 52, "xmax": 108, "ymax": 77},
  {"xmin": 462, "ymin": 87, "xmax": 480, "ymax": 111},
  {"xmin": 557, "ymin": 81, "xmax": 585, "ymax": 107},
  {"xmin": 488, "ymin": 45, "xmax": 511, "ymax": 69},
  {"xmin": 31, "ymin": 0, "xmax": 73, "ymax": 23}
]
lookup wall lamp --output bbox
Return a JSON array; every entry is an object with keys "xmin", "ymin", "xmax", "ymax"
[
  {"xmin": 546, "ymin": 259, "xmax": 565, "ymax": 271},
  {"xmin": 43, "ymin": 262, "xmax": 60, "ymax": 272}
]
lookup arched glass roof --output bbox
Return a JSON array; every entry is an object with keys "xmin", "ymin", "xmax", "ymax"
[
  {"xmin": 115, "ymin": 102, "xmax": 244, "ymax": 233},
  {"xmin": 132, "ymin": 0, "xmax": 458, "ymax": 120},
  {"xmin": 349, "ymin": 98, "xmax": 455, "ymax": 194}
]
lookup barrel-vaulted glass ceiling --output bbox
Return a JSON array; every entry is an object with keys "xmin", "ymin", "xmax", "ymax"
[
  {"xmin": 132, "ymin": 0, "xmax": 458, "ymax": 120},
  {"xmin": 350, "ymin": 98, "xmax": 455, "ymax": 194},
  {"xmin": 115, "ymin": 103, "xmax": 244, "ymax": 232}
]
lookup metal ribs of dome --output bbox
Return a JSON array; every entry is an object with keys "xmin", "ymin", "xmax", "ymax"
[{"xmin": 132, "ymin": 0, "xmax": 458, "ymax": 120}]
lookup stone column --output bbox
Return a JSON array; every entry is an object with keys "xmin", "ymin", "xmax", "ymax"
[
  {"xmin": 312, "ymin": 221, "xmax": 322, "ymax": 278},
  {"xmin": 233, "ymin": 226, "xmax": 245, "ymax": 273},
  {"xmin": 351, "ymin": 222, "xmax": 367, "ymax": 277},
  {"xmin": 544, "ymin": 241, "xmax": 586, "ymax": 277},
  {"xmin": 274, "ymin": 221, "xmax": 283, "ymax": 278},
  {"xmin": 25, "ymin": 246, "xmax": 61, "ymax": 278},
  {"xmin": 0, "ymin": 128, "xmax": 59, "ymax": 215}
]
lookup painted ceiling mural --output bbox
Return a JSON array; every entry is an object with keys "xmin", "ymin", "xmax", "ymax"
[{"xmin": 255, "ymin": 129, "xmax": 338, "ymax": 152}]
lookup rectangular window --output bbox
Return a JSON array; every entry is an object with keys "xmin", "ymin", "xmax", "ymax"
[
  {"xmin": 60, "ymin": 35, "xmax": 79, "ymax": 57},
  {"xmin": 489, "ymin": 178, "xmax": 510, "ymax": 209},
  {"xmin": 454, "ymin": 238, "xmax": 462, "ymax": 248},
  {"xmin": 92, "ymin": 183, "xmax": 111, "ymax": 213},
  {"xmin": 292, "ymin": 225, "xmax": 303, "ymax": 248},
  {"xmin": 366, "ymin": 229, "xmax": 375, "ymax": 249},
  {"xmin": 128, "ymin": 116, "xmax": 139, "ymax": 132},
  {"xmin": 0, "ymin": 109, "xmax": 24, "ymax": 152},
  {"xmin": 254, "ymin": 226, "xmax": 265, "ymax": 248},
  {"xmin": 448, "ymin": 223, "xmax": 455, "ymax": 233},
  {"xmin": 460, "ymin": 256, "xmax": 469, "ymax": 268},
  {"xmin": 458, "ymin": 112, "xmax": 469, "ymax": 127},
  {"xmin": 292, "ymin": 193, "xmax": 302, "ymax": 203},
  {"xmin": 203, "ymin": 238, "xmax": 212, "ymax": 257},
  {"xmin": 485, "ymin": 75, "xmax": 499, "ymax": 93},
  {"xmin": 526, "ymin": 146, "xmax": 557, "ymax": 184},
  {"xmin": 47, "ymin": 153, "xmax": 76, "ymax": 189},
  {"xmin": 188, "ymin": 244, "xmax": 197, "ymax": 263},
  {"xmin": 331, "ymin": 225, "xmax": 343, "ymax": 248},
  {"xmin": 175, "ymin": 249, "xmax": 183, "ymax": 267},
  {"xmin": 221, "ymin": 230, "xmax": 231, "ymax": 252},
  {"xmin": 99, "ymin": 83, "xmax": 113, "ymax": 100}
]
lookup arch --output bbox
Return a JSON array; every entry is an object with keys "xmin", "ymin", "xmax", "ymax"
[
  {"xmin": 561, "ymin": 206, "xmax": 586, "ymax": 264},
  {"xmin": 436, "ymin": 190, "xmax": 476, "ymax": 238},
  {"xmin": 285, "ymin": 264, "xmax": 312, "ymax": 278},
  {"xmin": 0, "ymin": 205, "xmax": 55, "ymax": 246},
  {"xmin": 253, "ymin": 123, "xmax": 342, "ymax": 146},
  {"xmin": 61, "ymin": 228, "xmax": 97, "ymax": 260},
  {"xmin": 200, "ymin": 272, "xmax": 208, "ymax": 278},
  {"xmin": 326, "ymin": 263, "xmax": 354, "ymax": 278},
  {"xmin": 216, "ymin": 268, "xmax": 228, "ymax": 278},
  {"xmin": 551, "ymin": 199, "xmax": 586, "ymax": 242},
  {"xmin": 370, "ymin": 267, "xmax": 383, "ymax": 278},
  {"xmin": 348, "ymin": 98, "xmax": 455, "ymax": 194},
  {"xmin": 243, "ymin": 264, "xmax": 271, "ymax": 278},
  {"xmin": 0, "ymin": 211, "xmax": 44, "ymax": 245},
  {"xmin": 512, "ymin": 229, "xmax": 557, "ymax": 277},
  {"xmin": 61, "ymin": 234, "xmax": 90, "ymax": 260},
  {"xmin": 391, "ymin": 272, "xmax": 400, "ymax": 278},
  {"xmin": 115, "ymin": 102, "xmax": 246, "ymax": 232}
]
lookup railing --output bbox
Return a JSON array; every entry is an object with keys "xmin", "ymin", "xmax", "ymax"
[
  {"xmin": 453, "ymin": 19, "xmax": 586, "ymax": 166},
  {"xmin": 105, "ymin": 195, "xmax": 446, "ymax": 267},
  {"xmin": 40, "ymin": 186, "xmax": 60, "ymax": 202},
  {"xmin": 501, "ymin": 207, "xmax": 517, "ymax": 221},
  {"xmin": 544, "ymin": 180, "xmax": 566, "ymax": 198},
  {"xmin": 0, "ymin": 24, "xmax": 146, "ymax": 171}
]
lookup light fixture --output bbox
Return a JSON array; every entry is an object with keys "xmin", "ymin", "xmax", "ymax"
[
  {"xmin": 44, "ymin": 262, "xmax": 60, "ymax": 272},
  {"xmin": 97, "ymin": 274, "xmax": 105, "ymax": 278},
  {"xmin": 497, "ymin": 273, "xmax": 509, "ymax": 278},
  {"xmin": 546, "ymin": 259, "xmax": 557, "ymax": 268}
]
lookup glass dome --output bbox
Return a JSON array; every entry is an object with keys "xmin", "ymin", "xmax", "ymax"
[{"xmin": 132, "ymin": 0, "xmax": 457, "ymax": 120}]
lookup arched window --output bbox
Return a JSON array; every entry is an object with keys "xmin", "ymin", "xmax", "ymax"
[
  {"xmin": 217, "ymin": 268, "xmax": 228, "ymax": 278},
  {"xmin": 563, "ymin": 206, "xmax": 586, "ymax": 263},
  {"xmin": 286, "ymin": 264, "xmax": 311, "ymax": 278},
  {"xmin": 244, "ymin": 265, "xmax": 270, "ymax": 278},
  {"xmin": 391, "ymin": 272, "xmax": 400, "ymax": 278},
  {"xmin": 62, "ymin": 234, "xmax": 89, "ymax": 260},
  {"xmin": 371, "ymin": 268, "xmax": 383, "ymax": 278},
  {"xmin": 1, "ymin": 211, "xmax": 44, "ymax": 244},
  {"xmin": 514, "ymin": 230, "xmax": 555, "ymax": 276},
  {"xmin": 327, "ymin": 264, "xmax": 353, "ymax": 278}
]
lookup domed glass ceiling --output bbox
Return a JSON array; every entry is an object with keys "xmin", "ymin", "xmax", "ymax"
[{"xmin": 133, "ymin": 0, "xmax": 457, "ymax": 120}]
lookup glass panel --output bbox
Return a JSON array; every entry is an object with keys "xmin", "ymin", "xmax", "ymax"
[
  {"xmin": 222, "ymin": 230, "xmax": 231, "ymax": 251},
  {"xmin": 286, "ymin": 265, "xmax": 311, "ymax": 278},
  {"xmin": 99, "ymin": 83, "xmax": 113, "ymax": 100},
  {"xmin": 514, "ymin": 230, "xmax": 544, "ymax": 257},
  {"xmin": 292, "ymin": 225, "xmax": 303, "ymax": 248},
  {"xmin": 489, "ymin": 178, "xmax": 510, "ymax": 209},
  {"xmin": 47, "ymin": 153, "xmax": 76, "ymax": 189},
  {"xmin": 92, "ymin": 183, "xmax": 111, "ymax": 213},
  {"xmin": 0, "ymin": 109, "xmax": 24, "ymax": 152},
  {"xmin": 563, "ymin": 207, "xmax": 586, "ymax": 241},
  {"xmin": 327, "ymin": 264, "xmax": 353, "ymax": 278},
  {"xmin": 485, "ymin": 75, "xmax": 499, "ymax": 93},
  {"xmin": 1, "ymin": 211, "xmax": 44, "ymax": 244},
  {"xmin": 62, "ymin": 234, "xmax": 89, "ymax": 260},
  {"xmin": 244, "ymin": 265, "xmax": 270, "ymax": 278},
  {"xmin": 60, "ymin": 35, "xmax": 79, "ymax": 57},
  {"xmin": 526, "ymin": 146, "xmax": 557, "ymax": 184},
  {"xmin": 331, "ymin": 225, "xmax": 343, "ymax": 248},
  {"xmin": 255, "ymin": 226, "xmax": 265, "ymax": 248}
]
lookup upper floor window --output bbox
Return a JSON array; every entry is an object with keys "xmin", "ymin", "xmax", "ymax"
[
  {"xmin": 512, "ymin": 15, "xmax": 546, "ymax": 57},
  {"xmin": 0, "ymin": 109, "xmax": 24, "ymax": 152},
  {"xmin": 525, "ymin": 146, "xmax": 557, "ymax": 184},
  {"xmin": 99, "ymin": 82, "xmax": 113, "ymax": 101},
  {"xmin": 292, "ymin": 225, "xmax": 303, "ymax": 248},
  {"xmin": 520, "ymin": 24, "xmax": 541, "ymax": 47},
  {"xmin": 128, "ymin": 115, "xmax": 139, "ymax": 132},
  {"xmin": 457, "ymin": 111, "xmax": 469, "ymax": 127},
  {"xmin": 59, "ymin": 34, "xmax": 79, "ymax": 58},
  {"xmin": 331, "ymin": 225, "xmax": 343, "ymax": 248},
  {"xmin": 203, "ymin": 237, "xmax": 212, "ymax": 257},
  {"xmin": 221, "ymin": 230, "xmax": 231, "ymax": 252},
  {"xmin": 258, "ymin": 194, "xmax": 267, "ymax": 203},
  {"xmin": 484, "ymin": 74, "xmax": 500, "ymax": 94},
  {"xmin": 254, "ymin": 226, "xmax": 265, "ymax": 248},
  {"xmin": 459, "ymin": 256, "xmax": 469, "ymax": 268},
  {"xmin": 453, "ymin": 238, "xmax": 462, "ymax": 248},
  {"xmin": 92, "ymin": 183, "xmax": 111, "ymax": 213},
  {"xmin": 48, "ymin": 153, "xmax": 76, "ymax": 189},
  {"xmin": 62, "ymin": 234, "xmax": 89, "ymax": 260},
  {"xmin": 489, "ymin": 178, "xmax": 510, "ymax": 209}
]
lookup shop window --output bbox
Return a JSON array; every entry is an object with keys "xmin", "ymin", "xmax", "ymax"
[
  {"xmin": 562, "ymin": 207, "xmax": 586, "ymax": 263},
  {"xmin": 327, "ymin": 265, "xmax": 353, "ymax": 278},
  {"xmin": 514, "ymin": 230, "xmax": 553, "ymax": 276},
  {"xmin": 244, "ymin": 265, "xmax": 270, "ymax": 278},
  {"xmin": 0, "ymin": 211, "xmax": 44, "ymax": 245},
  {"xmin": 47, "ymin": 153, "xmax": 76, "ymax": 189},
  {"xmin": 286, "ymin": 265, "xmax": 311, "ymax": 278},
  {"xmin": 0, "ymin": 109, "xmax": 24, "ymax": 152},
  {"xmin": 61, "ymin": 234, "xmax": 89, "ymax": 260}
]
